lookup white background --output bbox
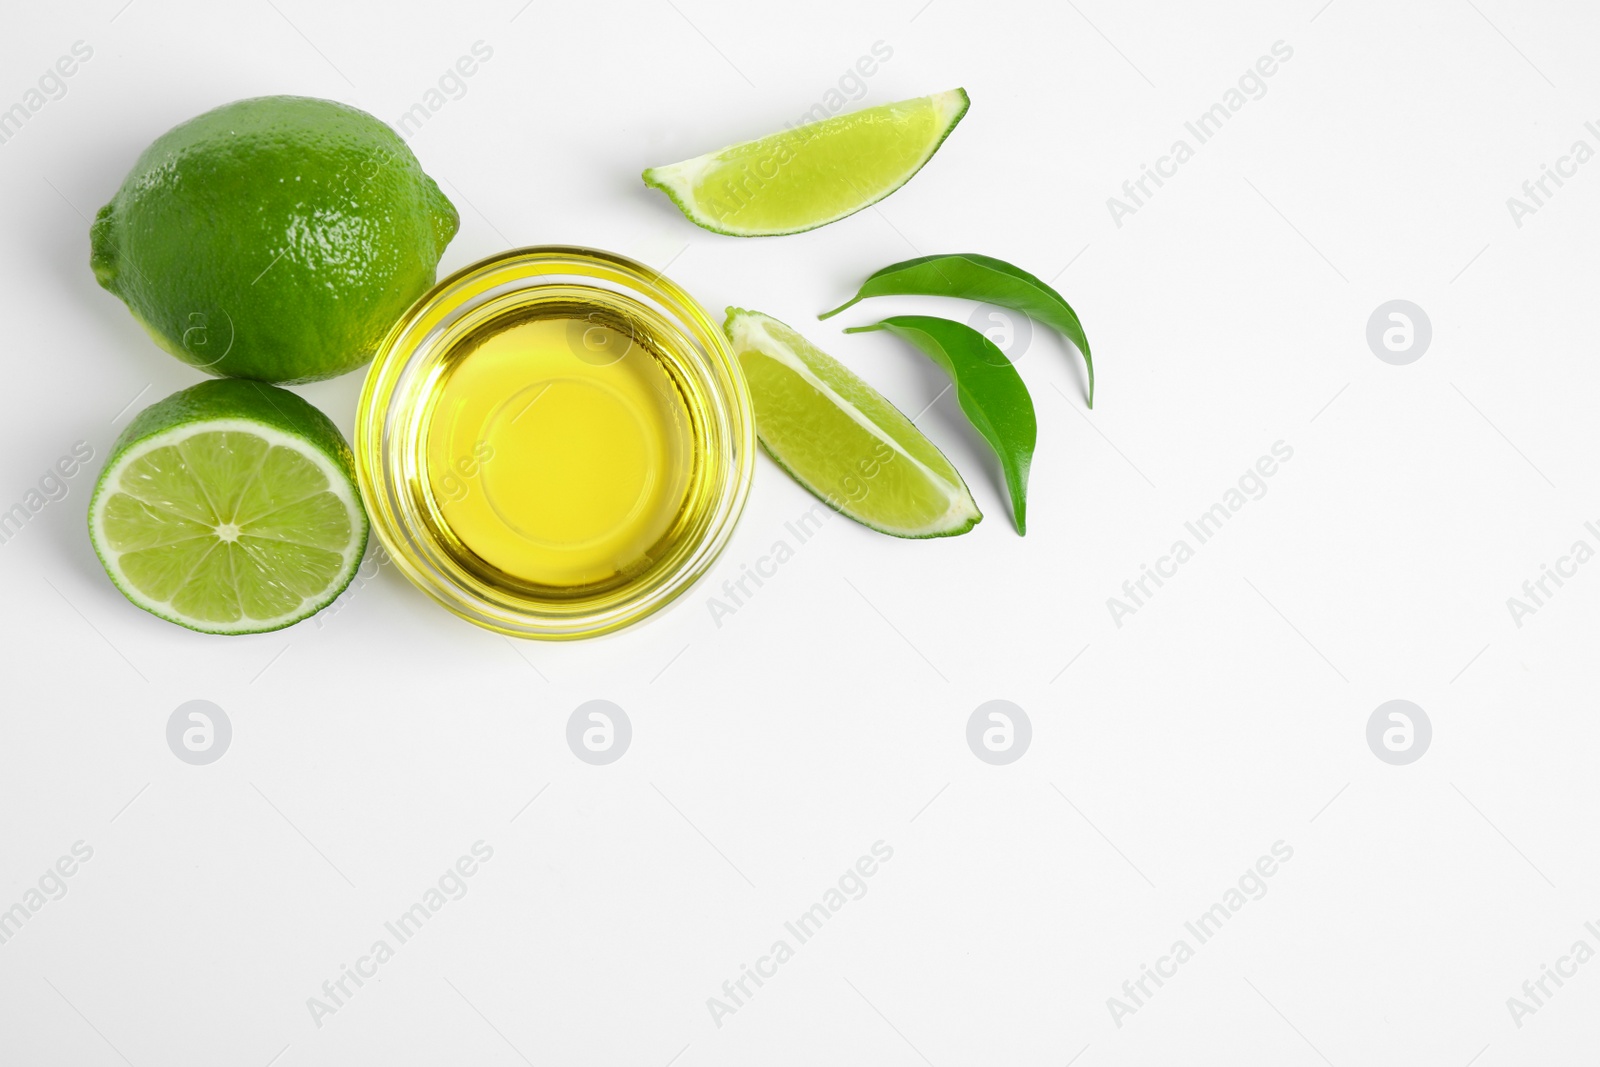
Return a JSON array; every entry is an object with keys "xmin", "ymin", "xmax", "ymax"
[{"xmin": 2, "ymin": 0, "xmax": 1598, "ymax": 1063}]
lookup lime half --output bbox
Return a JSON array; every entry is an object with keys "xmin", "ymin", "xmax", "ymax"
[
  {"xmin": 644, "ymin": 89, "xmax": 969, "ymax": 236},
  {"xmin": 88, "ymin": 379, "xmax": 368, "ymax": 634},
  {"xmin": 725, "ymin": 308, "xmax": 980, "ymax": 538}
]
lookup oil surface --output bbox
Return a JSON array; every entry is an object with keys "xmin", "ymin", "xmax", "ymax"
[{"xmin": 424, "ymin": 314, "xmax": 693, "ymax": 589}]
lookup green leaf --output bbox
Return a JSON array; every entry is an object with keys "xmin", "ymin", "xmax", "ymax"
[
  {"xmin": 845, "ymin": 315, "xmax": 1036, "ymax": 534},
  {"xmin": 820, "ymin": 252, "xmax": 1095, "ymax": 407}
]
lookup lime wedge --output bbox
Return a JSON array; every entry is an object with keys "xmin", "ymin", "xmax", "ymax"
[
  {"xmin": 725, "ymin": 308, "xmax": 980, "ymax": 538},
  {"xmin": 88, "ymin": 379, "xmax": 368, "ymax": 634},
  {"xmin": 644, "ymin": 89, "xmax": 969, "ymax": 236}
]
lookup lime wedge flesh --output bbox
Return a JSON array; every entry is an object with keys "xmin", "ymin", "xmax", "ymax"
[
  {"xmin": 644, "ymin": 89, "xmax": 969, "ymax": 236},
  {"xmin": 726, "ymin": 308, "xmax": 980, "ymax": 538},
  {"xmin": 89, "ymin": 380, "xmax": 366, "ymax": 634}
]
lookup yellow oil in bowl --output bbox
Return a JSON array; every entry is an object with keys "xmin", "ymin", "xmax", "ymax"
[
  {"xmin": 356, "ymin": 247, "xmax": 753, "ymax": 638},
  {"xmin": 426, "ymin": 314, "xmax": 695, "ymax": 588}
]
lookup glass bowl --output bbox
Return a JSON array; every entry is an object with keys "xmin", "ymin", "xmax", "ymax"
[{"xmin": 355, "ymin": 246, "xmax": 754, "ymax": 639}]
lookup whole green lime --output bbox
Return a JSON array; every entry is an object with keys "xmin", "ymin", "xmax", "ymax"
[{"xmin": 90, "ymin": 95, "xmax": 459, "ymax": 384}]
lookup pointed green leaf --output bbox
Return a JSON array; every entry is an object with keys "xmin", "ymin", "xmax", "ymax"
[
  {"xmin": 822, "ymin": 252, "xmax": 1094, "ymax": 407},
  {"xmin": 845, "ymin": 315, "xmax": 1036, "ymax": 534}
]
